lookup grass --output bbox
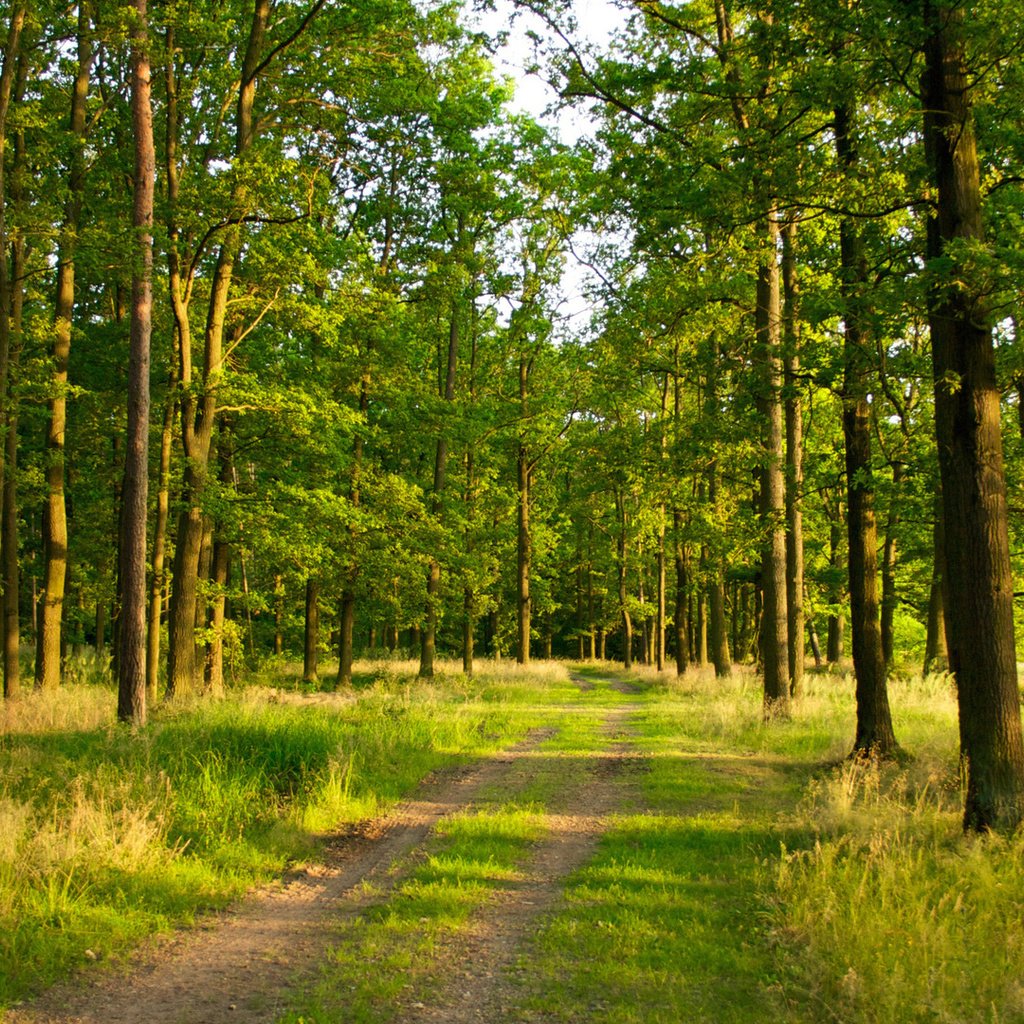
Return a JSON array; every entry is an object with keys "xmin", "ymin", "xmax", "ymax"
[
  {"xmin": 4, "ymin": 658, "xmax": 1024, "ymax": 1024},
  {"xmin": 0, "ymin": 658, "xmax": 568, "ymax": 1004}
]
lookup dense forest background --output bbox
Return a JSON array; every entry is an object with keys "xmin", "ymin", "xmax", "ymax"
[{"xmin": 2, "ymin": 0, "xmax": 1024, "ymax": 822}]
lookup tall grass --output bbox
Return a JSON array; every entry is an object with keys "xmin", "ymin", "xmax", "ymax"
[{"xmin": 0, "ymin": 665, "xmax": 550, "ymax": 1005}]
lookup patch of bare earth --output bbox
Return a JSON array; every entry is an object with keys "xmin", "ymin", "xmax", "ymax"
[
  {"xmin": 5, "ymin": 729, "xmax": 556, "ymax": 1024},
  {"xmin": 402, "ymin": 705, "xmax": 644, "ymax": 1024}
]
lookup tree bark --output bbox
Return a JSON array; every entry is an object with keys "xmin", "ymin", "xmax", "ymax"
[
  {"xmin": 880, "ymin": 461, "xmax": 904, "ymax": 668},
  {"xmin": 924, "ymin": 498, "xmax": 949, "ymax": 675},
  {"xmin": 835, "ymin": 102, "xmax": 897, "ymax": 756},
  {"xmin": 782, "ymin": 218, "xmax": 805, "ymax": 696},
  {"xmin": 516, "ymin": 438, "xmax": 531, "ymax": 665},
  {"xmin": 166, "ymin": 0, "xmax": 268, "ymax": 697},
  {"xmin": 616, "ymin": 487, "xmax": 632, "ymax": 670},
  {"xmin": 419, "ymin": 258, "xmax": 462, "ymax": 679},
  {"xmin": 2, "ymin": 52, "xmax": 25, "ymax": 699},
  {"xmin": 921, "ymin": 0, "xmax": 1024, "ymax": 830},
  {"xmin": 117, "ymin": 0, "xmax": 155, "ymax": 725},
  {"xmin": 756, "ymin": 214, "xmax": 790, "ymax": 716},
  {"xmin": 37, "ymin": 1, "xmax": 92, "ymax": 691},
  {"xmin": 303, "ymin": 578, "xmax": 319, "ymax": 683}
]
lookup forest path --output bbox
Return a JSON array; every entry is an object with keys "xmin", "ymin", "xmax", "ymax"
[
  {"xmin": 6, "ymin": 686, "xmax": 645, "ymax": 1024},
  {"xmin": 6, "ymin": 726, "xmax": 565, "ymax": 1024}
]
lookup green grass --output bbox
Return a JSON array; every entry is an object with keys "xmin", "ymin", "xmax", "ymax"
[
  {"xmin": 0, "ymin": 659, "xmax": 565, "ymax": 1004},
  {"xmin": 4, "ymin": 659, "xmax": 1024, "ymax": 1024}
]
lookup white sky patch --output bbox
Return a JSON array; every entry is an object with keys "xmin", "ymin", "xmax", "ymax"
[{"xmin": 469, "ymin": 1, "xmax": 631, "ymax": 333}]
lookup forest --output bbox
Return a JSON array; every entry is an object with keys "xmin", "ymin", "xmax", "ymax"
[{"xmin": 2, "ymin": 0, "xmax": 1024, "ymax": 1020}]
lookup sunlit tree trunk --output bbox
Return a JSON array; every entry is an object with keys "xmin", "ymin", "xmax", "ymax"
[
  {"xmin": 117, "ymin": 0, "xmax": 155, "ymax": 725},
  {"xmin": 782, "ymin": 218, "xmax": 805, "ymax": 696}
]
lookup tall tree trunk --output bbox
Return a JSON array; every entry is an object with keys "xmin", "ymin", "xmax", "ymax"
[
  {"xmin": 835, "ymin": 103, "xmax": 898, "ymax": 757},
  {"xmin": 756, "ymin": 213, "xmax": 790, "ymax": 716},
  {"xmin": 166, "ymin": 0, "xmax": 268, "ymax": 697},
  {"xmin": 616, "ymin": 488, "xmax": 632, "ymax": 670},
  {"xmin": 516, "ymin": 440, "xmax": 531, "ymax": 665},
  {"xmin": 37, "ymin": 1, "xmax": 92, "ymax": 690},
  {"xmin": 117, "ymin": 0, "xmax": 155, "ymax": 725},
  {"xmin": 419, "ymin": 256, "xmax": 463, "ymax": 679},
  {"xmin": 782, "ymin": 218, "xmax": 805, "ymax": 696},
  {"xmin": 2, "ymin": 49, "xmax": 25, "ymax": 699},
  {"xmin": 273, "ymin": 574, "xmax": 284, "ymax": 656},
  {"xmin": 921, "ymin": 0, "xmax": 1024, "ymax": 830},
  {"xmin": 826, "ymin": 509, "xmax": 844, "ymax": 663},
  {"xmin": 303, "ymin": 578, "xmax": 319, "ymax": 683}
]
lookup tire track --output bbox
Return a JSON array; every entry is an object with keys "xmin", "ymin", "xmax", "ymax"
[{"xmin": 6, "ymin": 729, "xmax": 556, "ymax": 1024}]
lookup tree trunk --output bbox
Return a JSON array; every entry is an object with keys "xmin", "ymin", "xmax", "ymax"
[
  {"xmin": 273, "ymin": 575, "xmax": 284, "ymax": 657},
  {"xmin": 782, "ymin": 218, "xmax": 805, "ymax": 696},
  {"xmin": 117, "ymin": 0, "xmax": 154, "ymax": 725},
  {"xmin": 303, "ymin": 578, "xmax": 319, "ymax": 683},
  {"xmin": 835, "ymin": 102, "xmax": 898, "ymax": 757},
  {"xmin": 37, "ymin": 1, "xmax": 92, "ymax": 691},
  {"xmin": 516, "ymin": 441, "xmax": 531, "ymax": 665},
  {"xmin": 146, "ymin": 389, "xmax": 174, "ymax": 704},
  {"xmin": 921, "ymin": 0, "xmax": 1024, "ymax": 830},
  {"xmin": 756, "ymin": 213, "xmax": 790, "ymax": 716},
  {"xmin": 419, "ymin": 263, "xmax": 462, "ymax": 679},
  {"xmin": 616, "ymin": 489, "xmax": 632, "ymax": 670},
  {"xmin": 880, "ymin": 461, "xmax": 904, "ymax": 668},
  {"xmin": 924, "ymin": 501, "xmax": 949, "ymax": 675},
  {"xmin": 674, "ymin": 522, "xmax": 689, "ymax": 676},
  {"xmin": 203, "ymin": 434, "xmax": 232, "ymax": 697},
  {"xmin": 166, "ymin": 0, "xmax": 268, "ymax": 697}
]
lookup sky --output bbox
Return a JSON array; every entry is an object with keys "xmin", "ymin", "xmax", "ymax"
[
  {"xmin": 469, "ymin": 1, "xmax": 631, "ymax": 328},
  {"xmin": 473, "ymin": 0, "xmax": 628, "ymax": 142}
]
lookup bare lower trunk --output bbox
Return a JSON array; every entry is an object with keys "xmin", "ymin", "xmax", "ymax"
[
  {"xmin": 782, "ymin": 218, "xmax": 805, "ymax": 696},
  {"xmin": 922, "ymin": 0, "xmax": 1024, "ymax": 830},
  {"xmin": 880, "ymin": 462, "xmax": 904, "ymax": 669},
  {"xmin": 37, "ymin": 2, "xmax": 92, "ymax": 691},
  {"xmin": 146, "ymin": 392, "xmax": 174, "ymax": 703},
  {"xmin": 757, "ymin": 214, "xmax": 790, "ymax": 716},
  {"xmin": 303, "ymin": 578, "xmax": 319, "ymax": 683},
  {"xmin": 836, "ymin": 102, "xmax": 897, "ymax": 756},
  {"xmin": 337, "ymin": 590, "xmax": 355, "ymax": 687},
  {"xmin": 117, "ymin": 0, "xmax": 155, "ymax": 725}
]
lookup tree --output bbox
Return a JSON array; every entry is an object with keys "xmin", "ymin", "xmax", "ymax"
[
  {"xmin": 918, "ymin": 0, "xmax": 1024, "ymax": 830},
  {"xmin": 117, "ymin": 0, "xmax": 155, "ymax": 725}
]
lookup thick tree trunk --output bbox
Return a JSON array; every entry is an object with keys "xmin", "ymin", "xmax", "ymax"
[
  {"xmin": 921, "ymin": 0, "xmax": 1024, "ymax": 830},
  {"xmin": 1, "ymin": 215, "xmax": 21, "ymax": 699},
  {"xmin": 37, "ymin": 2, "xmax": 92, "ymax": 691},
  {"xmin": 674, "ymin": 524, "xmax": 689, "ymax": 676},
  {"xmin": 835, "ymin": 103, "xmax": 897, "ymax": 756},
  {"xmin": 782, "ymin": 218, "xmax": 805, "ymax": 696},
  {"xmin": 117, "ymin": 0, "xmax": 155, "ymax": 725}
]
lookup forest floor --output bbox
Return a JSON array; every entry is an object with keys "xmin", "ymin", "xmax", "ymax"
[{"xmin": 4, "ymin": 662, "xmax": 1018, "ymax": 1024}]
